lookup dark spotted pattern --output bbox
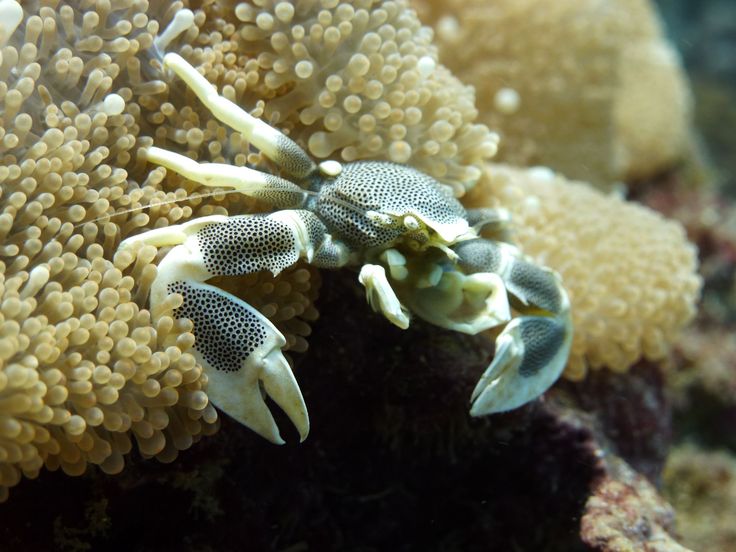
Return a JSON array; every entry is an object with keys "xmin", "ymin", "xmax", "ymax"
[
  {"xmin": 465, "ymin": 208, "xmax": 502, "ymax": 229},
  {"xmin": 258, "ymin": 174, "xmax": 308, "ymax": 208},
  {"xmin": 454, "ymin": 239, "xmax": 502, "ymax": 274},
  {"xmin": 508, "ymin": 261, "xmax": 562, "ymax": 314},
  {"xmin": 275, "ymin": 135, "xmax": 316, "ymax": 179},
  {"xmin": 170, "ymin": 281, "xmax": 268, "ymax": 373},
  {"xmin": 311, "ymin": 239, "xmax": 346, "ymax": 268},
  {"xmin": 196, "ymin": 215, "xmax": 299, "ymax": 276},
  {"xmin": 518, "ymin": 317, "xmax": 566, "ymax": 377},
  {"xmin": 316, "ymin": 161, "xmax": 467, "ymax": 249},
  {"xmin": 296, "ymin": 210, "xmax": 328, "ymax": 247}
]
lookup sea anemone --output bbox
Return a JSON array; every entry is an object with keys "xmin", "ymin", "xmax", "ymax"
[
  {"xmin": 465, "ymin": 165, "xmax": 701, "ymax": 380},
  {"xmin": 419, "ymin": 0, "xmax": 692, "ymax": 185}
]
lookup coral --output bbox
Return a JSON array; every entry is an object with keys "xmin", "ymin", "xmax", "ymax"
[
  {"xmin": 464, "ymin": 165, "xmax": 701, "ymax": 380},
  {"xmin": 417, "ymin": 0, "xmax": 692, "ymax": 185},
  {"xmin": 184, "ymin": 0, "xmax": 497, "ymax": 194},
  {"xmin": 663, "ymin": 445, "xmax": 736, "ymax": 552},
  {"xmin": 581, "ymin": 457, "xmax": 692, "ymax": 552},
  {"xmin": 689, "ymin": 79, "xmax": 736, "ymax": 196},
  {"xmin": 672, "ymin": 327, "xmax": 736, "ymax": 403},
  {"xmin": 637, "ymin": 173, "xmax": 736, "ymax": 413},
  {"xmin": 613, "ymin": 27, "xmax": 692, "ymax": 181},
  {"xmin": 639, "ymin": 173, "xmax": 736, "ymax": 328},
  {"xmin": 0, "ymin": 243, "xmax": 217, "ymax": 501},
  {"xmin": 0, "ymin": 0, "xmax": 221, "ymax": 500}
]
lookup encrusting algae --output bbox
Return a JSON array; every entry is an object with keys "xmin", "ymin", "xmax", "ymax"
[{"xmin": 0, "ymin": 0, "xmax": 498, "ymax": 500}]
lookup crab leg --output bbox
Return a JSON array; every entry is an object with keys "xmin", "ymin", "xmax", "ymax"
[
  {"xmin": 452, "ymin": 239, "xmax": 573, "ymax": 415},
  {"xmin": 162, "ymin": 53, "xmax": 317, "ymax": 179},
  {"xmin": 358, "ymin": 263, "xmax": 410, "ymax": 329},
  {"xmin": 464, "ymin": 207, "xmax": 511, "ymax": 233},
  {"xmin": 372, "ymin": 248, "xmax": 511, "ymax": 334},
  {"xmin": 120, "ymin": 211, "xmax": 348, "ymax": 443},
  {"xmin": 146, "ymin": 146, "xmax": 308, "ymax": 209}
]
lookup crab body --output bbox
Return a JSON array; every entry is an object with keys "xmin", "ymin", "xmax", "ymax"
[
  {"xmin": 311, "ymin": 161, "xmax": 470, "ymax": 250},
  {"xmin": 120, "ymin": 54, "xmax": 573, "ymax": 444}
]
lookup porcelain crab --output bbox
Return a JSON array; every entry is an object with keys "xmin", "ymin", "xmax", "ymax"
[{"xmin": 120, "ymin": 53, "xmax": 573, "ymax": 444}]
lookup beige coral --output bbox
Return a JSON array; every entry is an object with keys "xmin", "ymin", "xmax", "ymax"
[
  {"xmin": 0, "ymin": 0, "xmax": 217, "ymax": 501},
  {"xmin": 0, "ymin": 245, "xmax": 216, "ymax": 502},
  {"xmin": 418, "ymin": 0, "xmax": 692, "ymax": 185},
  {"xmin": 613, "ymin": 35, "xmax": 692, "ymax": 180},
  {"xmin": 465, "ymin": 165, "xmax": 701, "ymax": 380}
]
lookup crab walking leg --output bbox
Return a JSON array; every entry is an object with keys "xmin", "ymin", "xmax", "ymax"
[
  {"xmin": 120, "ymin": 211, "xmax": 349, "ymax": 442},
  {"xmin": 464, "ymin": 207, "xmax": 512, "ymax": 233},
  {"xmin": 358, "ymin": 264, "xmax": 411, "ymax": 329},
  {"xmin": 146, "ymin": 147, "xmax": 308, "ymax": 209},
  {"xmin": 452, "ymin": 239, "xmax": 573, "ymax": 415},
  {"xmin": 383, "ymin": 247, "xmax": 513, "ymax": 335},
  {"xmin": 162, "ymin": 53, "xmax": 316, "ymax": 179}
]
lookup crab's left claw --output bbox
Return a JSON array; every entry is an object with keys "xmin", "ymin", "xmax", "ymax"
[
  {"xmin": 469, "ymin": 310, "xmax": 572, "ymax": 415},
  {"xmin": 451, "ymin": 239, "xmax": 574, "ymax": 415}
]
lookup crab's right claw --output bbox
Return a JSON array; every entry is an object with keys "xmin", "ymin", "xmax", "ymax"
[
  {"xmin": 358, "ymin": 264, "xmax": 410, "ymax": 329},
  {"xmin": 121, "ymin": 210, "xmax": 347, "ymax": 442},
  {"xmin": 173, "ymin": 280, "xmax": 310, "ymax": 444},
  {"xmin": 469, "ymin": 309, "xmax": 573, "ymax": 416}
]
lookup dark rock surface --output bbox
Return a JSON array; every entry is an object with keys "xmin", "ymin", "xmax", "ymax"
[{"xmin": 0, "ymin": 270, "xmax": 685, "ymax": 551}]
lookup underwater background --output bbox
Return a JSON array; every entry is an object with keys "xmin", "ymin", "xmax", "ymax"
[{"xmin": 0, "ymin": 0, "xmax": 734, "ymax": 550}]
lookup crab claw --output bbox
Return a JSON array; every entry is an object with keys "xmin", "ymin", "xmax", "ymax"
[
  {"xmin": 447, "ymin": 238, "xmax": 574, "ymax": 415},
  {"xmin": 469, "ymin": 310, "xmax": 573, "ymax": 416},
  {"xmin": 171, "ymin": 280, "xmax": 310, "ymax": 444}
]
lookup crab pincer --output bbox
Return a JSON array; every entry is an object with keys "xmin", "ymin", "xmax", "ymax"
[{"xmin": 119, "ymin": 214, "xmax": 316, "ymax": 443}]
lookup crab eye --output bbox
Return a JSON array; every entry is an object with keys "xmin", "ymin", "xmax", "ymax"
[{"xmin": 403, "ymin": 215, "xmax": 420, "ymax": 231}]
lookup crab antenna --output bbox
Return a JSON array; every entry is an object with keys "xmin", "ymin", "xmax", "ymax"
[
  {"xmin": 74, "ymin": 187, "xmax": 324, "ymax": 228},
  {"xmin": 163, "ymin": 53, "xmax": 317, "ymax": 180}
]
